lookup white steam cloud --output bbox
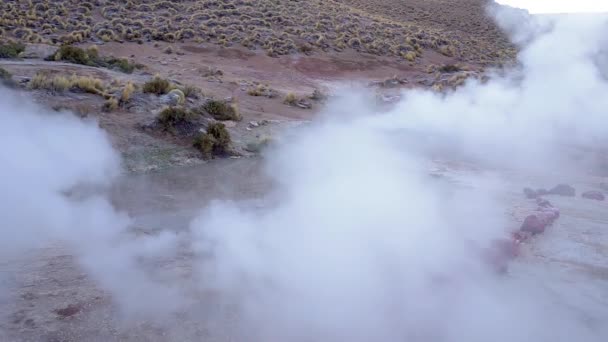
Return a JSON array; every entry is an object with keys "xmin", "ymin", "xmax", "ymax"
[
  {"xmin": 1, "ymin": 5, "xmax": 608, "ymax": 342},
  {"xmin": 0, "ymin": 90, "xmax": 182, "ymax": 318},
  {"xmin": 190, "ymin": 9, "xmax": 608, "ymax": 342}
]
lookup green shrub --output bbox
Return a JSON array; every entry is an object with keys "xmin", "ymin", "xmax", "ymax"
[
  {"xmin": 193, "ymin": 122, "xmax": 231, "ymax": 158},
  {"xmin": 156, "ymin": 106, "xmax": 196, "ymax": 130},
  {"xmin": 439, "ymin": 64, "xmax": 462, "ymax": 73},
  {"xmin": 202, "ymin": 99, "xmax": 241, "ymax": 121},
  {"xmin": 181, "ymin": 84, "xmax": 201, "ymax": 99},
  {"xmin": 0, "ymin": 67, "xmax": 15, "ymax": 87},
  {"xmin": 143, "ymin": 75, "xmax": 171, "ymax": 95},
  {"xmin": 49, "ymin": 45, "xmax": 93, "ymax": 65},
  {"xmin": 105, "ymin": 57, "xmax": 138, "ymax": 73},
  {"xmin": 0, "ymin": 41, "xmax": 26, "ymax": 58}
]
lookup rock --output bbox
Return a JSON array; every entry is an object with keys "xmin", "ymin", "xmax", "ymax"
[
  {"xmin": 549, "ymin": 184, "xmax": 576, "ymax": 197},
  {"xmin": 248, "ymin": 121, "xmax": 259, "ymax": 128},
  {"xmin": 296, "ymin": 100, "xmax": 312, "ymax": 109},
  {"xmin": 536, "ymin": 197, "xmax": 553, "ymax": 208},
  {"xmin": 21, "ymin": 43, "xmax": 58, "ymax": 59},
  {"xmin": 523, "ymin": 187, "xmax": 538, "ymax": 199},
  {"xmin": 582, "ymin": 190, "xmax": 605, "ymax": 201},
  {"xmin": 536, "ymin": 188, "xmax": 549, "ymax": 196},
  {"xmin": 520, "ymin": 210, "xmax": 558, "ymax": 235}
]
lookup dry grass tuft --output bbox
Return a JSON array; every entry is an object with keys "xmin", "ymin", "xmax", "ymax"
[{"xmin": 143, "ymin": 75, "xmax": 171, "ymax": 95}]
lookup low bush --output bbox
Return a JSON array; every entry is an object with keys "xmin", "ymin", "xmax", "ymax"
[
  {"xmin": 120, "ymin": 82, "xmax": 135, "ymax": 103},
  {"xmin": 156, "ymin": 106, "xmax": 196, "ymax": 131},
  {"xmin": 193, "ymin": 122, "xmax": 231, "ymax": 159},
  {"xmin": 48, "ymin": 45, "xmax": 93, "ymax": 65},
  {"xmin": 47, "ymin": 45, "xmax": 142, "ymax": 74},
  {"xmin": 29, "ymin": 72, "xmax": 104, "ymax": 94},
  {"xmin": 103, "ymin": 97, "xmax": 119, "ymax": 112},
  {"xmin": 0, "ymin": 67, "xmax": 15, "ymax": 87},
  {"xmin": 202, "ymin": 99, "xmax": 241, "ymax": 121},
  {"xmin": 0, "ymin": 41, "xmax": 26, "ymax": 58},
  {"xmin": 143, "ymin": 75, "xmax": 171, "ymax": 95},
  {"xmin": 283, "ymin": 92, "xmax": 298, "ymax": 106}
]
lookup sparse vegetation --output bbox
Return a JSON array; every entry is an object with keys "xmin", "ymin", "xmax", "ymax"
[
  {"xmin": 103, "ymin": 97, "xmax": 119, "ymax": 112},
  {"xmin": 247, "ymin": 84, "xmax": 277, "ymax": 98},
  {"xmin": 46, "ymin": 45, "xmax": 141, "ymax": 73},
  {"xmin": 29, "ymin": 72, "xmax": 105, "ymax": 95},
  {"xmin": 193, "ymin": 122, "xmax": 232, "ymax": 159},
  {"xmin": 143, "ymin": 75, "xmax": 171, "ymax": 95},
  {"xmin": 181, "ymin": 84, "xmax": 202, "ymax": 99},
  {"xmin": 167, "ymin": 88, "xmax": 185, "ymax": 105},
  {"xmin": 202, "ymin": 100, "xmax": 241, "ymax": 121},
  {"xmin": 0, "ymin": 67, "xmax": 15, "ymax": 87},
  {"xmin": 0, "ymin": 0, "xmax": 514, "ymax": 65},
  {"xmin": 0, "ymin": 40, "xmax": 25, "ymax": 58},
  {"xmin": 309, "ymin": 89, "xmax": 327, "ymax": 101},
  {"xmin": 283, "ymin": 92, "xmax": 298, "ymax": 106},
  {"xmin": 156, "ymin": 106, "xmax": 197, "ymax": 131},
  {"xmin": 120, "ymin": 82, "xmax": 135, "ymax": 104}
]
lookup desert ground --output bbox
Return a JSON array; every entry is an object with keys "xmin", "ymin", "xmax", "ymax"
[{"xmin": 1, "ymin": 0, "xmax": 608, "ymax": 341}]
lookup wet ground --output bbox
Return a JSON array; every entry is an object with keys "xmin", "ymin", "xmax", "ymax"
[{"xmin": 1, "ymin": 157, "xmax": 607, "ymax": 341}]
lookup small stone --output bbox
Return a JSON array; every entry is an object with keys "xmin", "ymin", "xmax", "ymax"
[{"xmin": 582, "ymin": 190, "xmax": 605, "ymax": 201}]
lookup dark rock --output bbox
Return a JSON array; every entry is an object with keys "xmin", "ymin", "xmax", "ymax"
[
  {"xmin": 549, "ymin": 184, "xmax": 576, "ymax": 197},
  {"xmin": 520, "ymin": 210, "xmax": 558, "ymax": 234},
  {"xmin": 523, "ymin": 187, "xmax": 538, "ymax": 199},
  {"xmin": 536, "ymin": 197, "xmax": 553, "ymax": 208},
  {"xmin": 54, "ymin": 304, "xmax": 82, "ymax": 318},
  {"xmin": 582, "ymin": 190, "xmax": 605, "ymax": 201},
  {"xmin": 536, "ymin": 188, "xmax": 549, "ymax": 196}
]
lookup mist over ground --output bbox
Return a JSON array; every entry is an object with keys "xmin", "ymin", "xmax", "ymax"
[{"xmin": 1, "ymin": 4, "xmax": 608, "ymax": 342}]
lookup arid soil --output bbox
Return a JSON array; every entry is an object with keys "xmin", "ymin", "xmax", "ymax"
[{"xmin": 1, "ymin": 158, "xmax": 607, "ymax": 341}]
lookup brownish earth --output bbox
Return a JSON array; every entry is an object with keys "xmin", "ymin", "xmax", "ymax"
[{"xmin": 0, "ymin": 38, "xmax": 467, "ymax": 172}]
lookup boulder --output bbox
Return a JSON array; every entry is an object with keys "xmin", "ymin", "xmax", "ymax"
[
  {"xmin": 536, "ymin": 188, "xmax": 549, "ymax": 196},
  {"xmin": 523, "ymin": 187, "xmax": 538, "ymax": 199},
  {"xmin": 582, "ymin": 190, "xmax": 605, "ymax": 201},
  {"xmin": 21, "ymin": 43, "xmax": 58, "ymax": 59},
  {"xmin": 520, "ymin": 210, "xmax": 558, "ymax": 235},
  {"xmin": 549, "ymin": 184, "xmax": 576, "ymax": 197},
  {"xmin": 536, "ymin": 197, "xmax": 553, "ymax": 208}
]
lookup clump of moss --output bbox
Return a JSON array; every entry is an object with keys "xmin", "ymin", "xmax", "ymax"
[
  {"xmin": 0, "ymin": 41, "xmax": 26, "ymax": 58},
  {"xmin": 193, "ymin": 122, "xmax": 232, "ymax": 159},
  {"xmin": 202, "ymin": 99, "xmax": 241, "ymax": 121},
  {"xmin": 143, "ymin": 75, "xmax": 171, "ymax": 95},
  {"xmin": 167, "ymin": 88, "xmax": 185, "ymax": 105}
]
